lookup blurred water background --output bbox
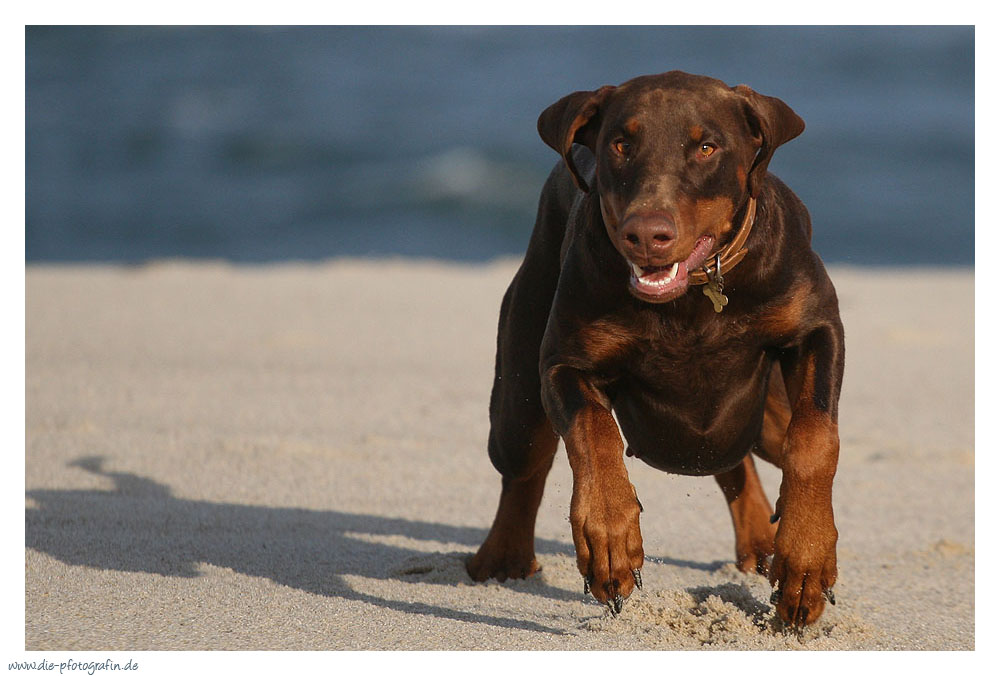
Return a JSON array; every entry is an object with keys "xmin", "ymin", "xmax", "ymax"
[{"xmin": 26, "ymin": 26, "xmax": 974, "ymax": 265}]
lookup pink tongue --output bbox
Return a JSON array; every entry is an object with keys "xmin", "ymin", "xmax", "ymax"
[
  {"xmin": 685, "ymin": 235, "xmax": 716, "ymax": 270},
  {"xmin": 639, "ymin": 263, "xmax": 682, "ymax": 281},
  {"xmin": 638, "ymin": 236, "xmax": 715, "ymax": 278},
  {"xmin": 639, "ymin": 263, "xmax": 687, "ymax": 282}
]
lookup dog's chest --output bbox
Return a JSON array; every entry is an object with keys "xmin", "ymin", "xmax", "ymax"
[
  {"xmin": 626, "ymin": 312, "xmax": 758, "ymax": 383},
  {"xmin": 608, "ymin": 316, "xmax": 771, "ymax": 474}
]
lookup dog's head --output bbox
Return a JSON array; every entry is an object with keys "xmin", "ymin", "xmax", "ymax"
[{"xmin": 538, "ymin": 71, "xmax": 803, "ymax": 303}]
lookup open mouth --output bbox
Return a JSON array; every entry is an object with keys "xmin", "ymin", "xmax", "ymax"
[{"xmin": 628, "ymin": 235, "xmax": 716, "ymax": 302}]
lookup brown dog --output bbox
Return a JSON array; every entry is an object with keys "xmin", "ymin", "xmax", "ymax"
[{"xmin": 466, "ymin": 71, "xmax": 844, "ymax": 627}]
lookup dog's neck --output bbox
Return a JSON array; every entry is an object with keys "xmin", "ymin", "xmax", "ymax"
[{"xmin": 687, "ymin": 196, "xmax": 757, "ymax": 286}]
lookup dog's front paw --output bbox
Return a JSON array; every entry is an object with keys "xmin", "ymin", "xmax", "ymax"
[
  {"xmin": 768, "ymin": 509, "xmax": 838, "ymax": 626},
  {"xmin": 570, "ymin": 477, "xmax": 644, "ymax": 614}
]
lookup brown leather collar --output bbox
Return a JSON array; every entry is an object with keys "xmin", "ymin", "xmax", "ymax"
[{"xmin": 688, "ymin": 196, "xmax": 757, "ymax": 286}]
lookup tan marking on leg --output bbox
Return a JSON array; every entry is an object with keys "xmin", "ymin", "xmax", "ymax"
[
  {"xmin": 770, "ymin": 348, "xmax": 840, "ymax": 626},
  {"xmin": 563, "ymin": 403, "xmax": 643, "ymax": 604}
]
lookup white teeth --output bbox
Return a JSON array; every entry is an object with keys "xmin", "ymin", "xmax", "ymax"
[{"xmin": 631, "ymin": 261, "xmax": 681, "ymax": 290}]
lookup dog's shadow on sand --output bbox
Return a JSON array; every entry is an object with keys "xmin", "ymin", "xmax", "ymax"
[
  {"xmin": 26, "ymin": 457, "xmax": 586, "ymax": 634},
  {"xmin": 26, "ymin": 456, "xmax": 724, "ymax": 636}
]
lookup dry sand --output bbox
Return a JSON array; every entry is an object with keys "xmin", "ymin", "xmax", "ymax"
[{"xmin": 23, "ymin": 260, "xmax": 974, "ymax": 651}]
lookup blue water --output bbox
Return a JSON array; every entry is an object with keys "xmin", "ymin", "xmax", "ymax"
[{"xmin": 26, "ymin": 26, "xmax": 974, "ymax": 265}]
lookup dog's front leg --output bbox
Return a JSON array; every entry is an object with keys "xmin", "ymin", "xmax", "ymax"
[
  {"xmin": 770, "ymin": 321, "xmax": 845, "ymax": 626},
  {"xmin": 542, "ymin": 364, "xmax": 643, "ymax": 614}
]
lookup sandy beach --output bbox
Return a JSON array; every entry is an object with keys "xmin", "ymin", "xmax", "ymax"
[{"xmin": 24, "ymin": 260, "xmax": 974, "ymax": 650}]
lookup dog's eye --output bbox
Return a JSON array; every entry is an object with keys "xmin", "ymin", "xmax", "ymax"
[
  {"xmin": 699, "ymin": 143, "xmax": 717, "ymax": 157},
  {"xmin": 612, "ymin": 139, "xmax": 632, "ymax": 156}
]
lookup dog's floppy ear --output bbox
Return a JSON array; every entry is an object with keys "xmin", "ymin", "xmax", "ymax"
[
  {"xmin": 537, "ymin": 85, "xmax": 615, "ymax": 193},
  {"xmin": 733, "ymin": 85, "xmax": 805, "ymax": 197}
]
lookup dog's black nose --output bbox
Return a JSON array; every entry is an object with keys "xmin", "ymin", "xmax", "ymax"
[{"xmin": 620, "ymin": 212, "xmax": 677, "ymax": 262}]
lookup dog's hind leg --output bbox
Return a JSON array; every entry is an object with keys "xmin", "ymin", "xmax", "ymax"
[
  {"xmin": 467, "ymin": 273, "xmax": 559, "ymax": 581},
  {"xmin": 467, "ymin": 184, "xmax": 567, "ymax": 583},
  {"xmin": 714, "ymin": 453, "xmax": 777, "ymax": 575},
  {"xmin": 466, "ymin": 421, "xmax": 559, "ymax": 582},
  {"xmin": 714, "ymin": 362, "xmax": 789, "ymax": 575}
]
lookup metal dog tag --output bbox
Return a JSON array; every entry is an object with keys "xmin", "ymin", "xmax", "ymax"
[
  {"xmin": 703, "ymin": 282, "xmax": 728, "ymax": 312},
  {"xmin": 702, "ymin": 255, "xmax": 728, "ymax": 312}
]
